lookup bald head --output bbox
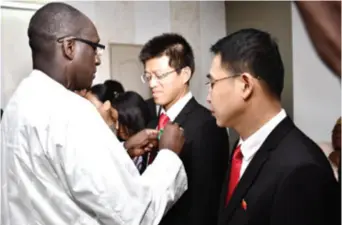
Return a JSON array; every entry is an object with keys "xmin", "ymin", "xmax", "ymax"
[{"xmin": 28, "ymin": 2, "xmax": 92, "ymax": 58}]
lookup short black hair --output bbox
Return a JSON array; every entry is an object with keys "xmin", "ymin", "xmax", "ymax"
[
  {"xmin": 211, "ymin": 28, "xmax": 284, "ymax": 99},
  {"xmin": 28, "ymin": 2, "xmax": 87, "ymax": 58},
  {"xmin": 90, "ymin": 80, "xmax": 125, "ymax": 104},
  {"xmin": 139, "ymin": 33, "xmax": 195, "ymax": 77}
]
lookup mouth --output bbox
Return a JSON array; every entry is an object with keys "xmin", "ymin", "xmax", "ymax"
[{"xmin": 152, "ymin": 91, "xmax": 162, "ymax": 97}]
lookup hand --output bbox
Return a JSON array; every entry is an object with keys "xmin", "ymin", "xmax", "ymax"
[
  {"xmin": 159, "ymin": 123, "xmax": 185, "ymax": 155},
  {"xmin": 124, "ymin": 129, "xmax": 158, "ymax": 154}
]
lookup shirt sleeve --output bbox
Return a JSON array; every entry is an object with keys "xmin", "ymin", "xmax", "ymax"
[{"xmin": 56, "ymin": 101, "xmax": 188, "ymax": 225}]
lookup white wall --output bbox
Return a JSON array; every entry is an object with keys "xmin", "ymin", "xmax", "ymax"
[
  {"xmin": 0, "ymin": 1, "xmax": 226, "ymax": 109},
  {"xmin": 292, "ymin": 4, "xmax": 341, "ymax": 143}
]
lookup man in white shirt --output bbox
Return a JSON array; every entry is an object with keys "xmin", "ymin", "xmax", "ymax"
[
  {"xmin": 206, "ymin": 28, "xmax": 340, "ymax": 225},
  {"xmin": 1, "ymin": 3, "xmax": 187, "ymax": 225}
]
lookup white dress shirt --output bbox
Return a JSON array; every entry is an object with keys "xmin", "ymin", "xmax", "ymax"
[
  {"xmin": 160, "ymin": 92, "xmax": 193, "ymax": 121},
  {"xmin": 238, "ymin": 109, "xmax": 287, "ymax": 178},
  {"xmin": 1, "ymin": 70, "xmax": 188, "ymax": 225}
]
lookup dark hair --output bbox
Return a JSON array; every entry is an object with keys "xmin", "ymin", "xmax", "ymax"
[
  {"xmin": 90, "ymin": 80, "xmax": 124, "ymax": 103},
  {"xmin": 210, "ymin": 28, "xmax": 284, "ymax": 99},
  {"xmin": 28, "ymin": 2, "xmax": 87, "ymax": 59},
  {"xmin": 112, "ymin": 91, "xmax": 151, "ymax": 136},
  {"xmin": 139, "ymin": 33, "xmax": 195, "ymax": 80},
  {"xmin": 90, "ymin": 82, "xmax": 150, "ymax": 136}
]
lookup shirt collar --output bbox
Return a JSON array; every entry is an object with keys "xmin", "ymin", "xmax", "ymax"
[
  {"xmin": 31, "ymin": 69, "xmax": 67, "ymax": 91},
  {"xmin": 239, "ymin": 109, "xmax": 287, "ymax": 161},
  {"xmin": 161, "ymin": 92, "xmax": 193, "ymax": 121}
]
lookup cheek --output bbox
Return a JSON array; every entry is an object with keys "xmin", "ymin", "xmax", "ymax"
[{"xmin": 160, "ymin": 78, "xmax": 179, "ymax": 98}]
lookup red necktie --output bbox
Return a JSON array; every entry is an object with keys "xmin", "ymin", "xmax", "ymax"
[
  {"xmin": 148, "ymin": 113, "xmax": 170, "ymax": 164},
  {"xmin": 225, "ymin": 145, "xmax": 243, "ymax": 206},
  {"xmin": 157, "ymin": 113, "xmax": 170, "ymax": 130}
]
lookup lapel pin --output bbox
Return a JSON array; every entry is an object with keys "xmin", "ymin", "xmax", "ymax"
[{"xmin": 241, "ymin": 199, "xmax": 247, "ymax": 210}]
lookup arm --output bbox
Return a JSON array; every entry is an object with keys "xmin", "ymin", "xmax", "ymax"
[
  {"xmin": 60, "ymin": 104, "xmax": 187, "ymax": 225},
  {"xmin": 295, "ymin": 1, "xmax": 341, "ymax": 77},
  {"xmin": 188, "ymin": 119, "xmax": 230, "ymax": 225},
  {"xmin": 270, "ymin": 164, "xmax": 340, "ymax": 225}
]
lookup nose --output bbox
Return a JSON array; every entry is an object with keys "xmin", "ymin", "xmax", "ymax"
[
  {"xmin": 149, "ymin": 76, "xmax": 158, "ymax": 89},
  {"xmin": 206, "ymin": 89, "xmax": 212, "ymax": 104}
]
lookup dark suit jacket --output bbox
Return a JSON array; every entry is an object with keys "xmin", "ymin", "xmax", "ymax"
[
  {"xmin": 218, "ymin": 117, "xmax": 340, "ymax": 225},
  {"xmin": 144, "ymin": 97, "xmax": 230, "ymax": 225}
]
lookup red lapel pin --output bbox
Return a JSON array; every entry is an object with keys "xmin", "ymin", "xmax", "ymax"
[{"xmin": 241, "ymin": 199, "xmax": 247, "ymax": 210}]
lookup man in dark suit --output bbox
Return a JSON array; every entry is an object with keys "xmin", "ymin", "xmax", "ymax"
[
  {"xmin": 206, "ymin": 28, "xmax": 340, "ymax": 225},
  {"xmin": 139, "ymin": 33, "xmax": 230, "ymax": 225}
]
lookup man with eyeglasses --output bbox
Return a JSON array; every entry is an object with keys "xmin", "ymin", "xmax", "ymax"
[
  {"xmin": 207, "ymin": 29, "xmax": 340, "ymax": 225},
  {"xmin": 139, "ymin": 33, "xmax": 230, "ymax": 225},
  {"xmin": 1, "ymin": 3, "xmax": 188, "ymax": 225}
]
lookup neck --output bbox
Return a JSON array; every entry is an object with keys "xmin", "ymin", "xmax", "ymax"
[
  {"xmin": 33, "ymin": 58, "xmax": 71, "ymax": 90},
  {"xmin": 164, "ymin": 86, "xmax": 189, "ymax": 111},
  {"xmin": 234, "ymin": 96, "xmax": 282, "ymax": 140}
]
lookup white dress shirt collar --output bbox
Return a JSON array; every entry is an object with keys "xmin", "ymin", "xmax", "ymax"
[
  {"xmin": 161, "ymin": 92, "xmax": 193, "ymax": 121},
  {"xmin": 239, "ymin": 109, "xmax": 287, "ymax": 161}
]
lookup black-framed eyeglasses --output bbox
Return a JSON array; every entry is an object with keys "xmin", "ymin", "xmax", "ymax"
[
  {"xmin": 57, "ymin": 36, "xmax": 106, "ymax": 55},
  {"xmin": 205, "ymin": 74, "xmax": 240, "ymax": 89},
  {"xmin": 141, "ymin": 69, "xmax": 179, "ymax": 84}
]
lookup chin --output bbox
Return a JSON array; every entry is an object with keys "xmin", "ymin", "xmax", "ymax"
[
  {"xmin": 154, "ymin": 97, "xmax": 166, "ymax": 106},
  {"xmin": 214, "ymin": 117, "xmax": 225, "ymax": 128}
]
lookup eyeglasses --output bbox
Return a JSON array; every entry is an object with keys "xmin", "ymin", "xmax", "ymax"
[
  {"xmin": 141, "ymin": 69, "xmax": 178, "ymax": 84},
  {"xmin": 57, "ymin": 36, "xmax": 106, "ymax": 56},
  {"xmin": 205, "ymin": 74, "xmax": 240, "ymax": 89}
]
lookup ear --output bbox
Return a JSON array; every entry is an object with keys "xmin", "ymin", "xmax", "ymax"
[
  {"xmin": 180, "ymin": 67, "xmax": 192, "ymax": 84},
  {"xmin": 240, "ymin": 73, "xmax": 254, "ymax": 100},
  {"xmin": 62, "ymin": 39, "xmax": 76, "ymax": 60}
]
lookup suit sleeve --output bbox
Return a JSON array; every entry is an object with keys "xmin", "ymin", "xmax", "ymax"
[
  {"xmin": 188, "ymin": 118, "xmax": 230, "ymax": 225},
  {"xmin": 270, "ymin": 164, "xmax": 340, "ymax": 225}
]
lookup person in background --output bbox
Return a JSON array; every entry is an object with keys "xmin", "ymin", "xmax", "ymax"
[
  {"xmin": 1, "ymin": 3, "xmax": 187, "ymax": 225},
  {"xmin": 111, "ymin": 91, "xmax": 151, "ymax": 142},
  {"xmin": 139, "ymin": 33, "xmax": 230, "ymax": 225},
  {"xmin": 88, "ymin": 84, "xmax": 151, "ymax": 170},
  {"xmin": 319, "ymin": 117, "xmax": 341, "ymax": 181},
  {"xmin": 207, "ymin": 28, "xmax": 340, "ymax": 225},
  {"xmin": 104, "ymin": 79, "xmax": 125, "ymax": 94}
]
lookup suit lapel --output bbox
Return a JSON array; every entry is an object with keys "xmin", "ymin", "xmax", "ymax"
[
  {"xmin": 221, "ymin": 117, "xmax": 295, "ymax": 223},
  {"xmin": 142, "ymin": 98, "xmax": 198, "ymax": 172},
  {"xmin": 173, "ymin": 97, "xmax": 198, "ymax": 126}
]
